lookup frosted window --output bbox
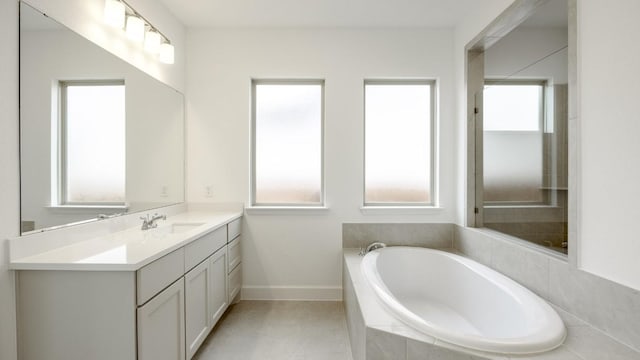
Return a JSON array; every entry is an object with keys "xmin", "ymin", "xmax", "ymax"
[
  {"xmin": 364, "ymin": 82, "xmax": 433, "ymax": 204},
  {"xmin": 484, "ymin": 84, "xmax": 542, "ymax": 131},
  {"xmin": 483, "ymin": 132, "xmax": 543, "ymax": 202},
  {"xmin": 483, "ymin": 83, "xmax": 543, "ymax": 203},
  {"xmin": 253, "ymin": 82, "xmax": 323, "ymax": 205},
  {"xmin": 63, "ymin": 83, "xmax": 125, "ymax": 204}
]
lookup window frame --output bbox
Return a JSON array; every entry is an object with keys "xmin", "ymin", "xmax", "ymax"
[
  {"xmin": 57, "ymin": 79, "xmax": 126, "ymax": 206},
  {"xmin": 363, "ymin": 79, "xmax": 437, "ymax": 207},
  {"xmin": 250, "ymin": 79, "xmax": 326, "ymax": 208},
  {"xmin": 482, "ymin": 79, "xmax": 549, "ymax": 206}
]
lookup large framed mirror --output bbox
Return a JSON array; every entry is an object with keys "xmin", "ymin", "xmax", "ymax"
[
  {"xmin": 19, "ymin": 1, "xmax": 185, "ymax": 234},
  {"xmin": 469, "ymin": 0, "xmax": 569, "ymax": 255}
]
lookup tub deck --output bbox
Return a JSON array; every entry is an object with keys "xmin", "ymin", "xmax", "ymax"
[{"xmin": 343, "ymin": 248, "xmax": 640, "ymax": 360}]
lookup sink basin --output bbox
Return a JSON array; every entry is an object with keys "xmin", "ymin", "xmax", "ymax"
[{"xmin": 156, "ymin": 222, "xmax": 205, "ymax": 234}]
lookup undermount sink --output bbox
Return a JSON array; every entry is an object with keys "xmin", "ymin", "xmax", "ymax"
[{"xmin": 157, "ymin": 222, "xmax": 206, "ymax": 234}]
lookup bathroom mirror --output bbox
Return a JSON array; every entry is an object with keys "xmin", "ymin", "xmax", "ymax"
[
  {"xmin": 479, "ymin": 0, "xmax": 568, "ymax": 253},
  {"xmin": 19, "ymin": 2, "xmax": 185, "ymax": 234}
]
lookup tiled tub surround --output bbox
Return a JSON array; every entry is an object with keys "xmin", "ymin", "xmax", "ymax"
[
  {"xmin": 342, "ymin": 223, "xmax": 640, "ymax": 359},
  {"xmin": 454, "ymin": 227, "xmax": 640, "ymax": 355},
  {"xmin": 347, "ymin": 249, "xmax": 516, "ymax": 360},
  {"xmin": 342, "ymin": 223, "xmax": 454, "ymax": 250},
  {"xmin": 360, "ymin": 247, "xmax": 566, "ymax": 355}
]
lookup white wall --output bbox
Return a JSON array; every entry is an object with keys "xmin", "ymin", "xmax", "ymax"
[
  {"xmin": 0, "ymin": 0, "xmax": 19, "ymax": 358},
  {"xmin": 578, "ymin": 0, "xmax": 640, "ymax": 290},
  {"xmin": 1, "ymin": 1, "xmax": 185, "ymax": 359},
  {"xmin": 186, "ymin": 28, "xmax": 456, "ymax": 299},
  {"xmin": 453, "ymin": 0, "xmax": 515, "ymax": 225}
]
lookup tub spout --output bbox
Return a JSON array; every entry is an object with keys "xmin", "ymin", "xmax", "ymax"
[{"xmin": 360, "ymin": 242, "xmax": 387, "ymax": 256}]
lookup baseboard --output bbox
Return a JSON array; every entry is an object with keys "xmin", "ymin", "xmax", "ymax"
[{"xmin": 241, "ymin": 285, "xmax": 342, "ymax": 301}]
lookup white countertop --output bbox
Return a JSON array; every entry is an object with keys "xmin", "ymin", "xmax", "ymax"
[{"xmin": 10, "ymin": 211, "xmax": 242, "ymax": 271}]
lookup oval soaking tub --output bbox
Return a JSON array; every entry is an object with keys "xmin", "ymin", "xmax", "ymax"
[{"xmin": 361, "ymin": 246, "xmax": 566, "ymax": 355}]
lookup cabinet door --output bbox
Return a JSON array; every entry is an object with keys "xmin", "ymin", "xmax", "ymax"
[
  {"xmin": 209, "ymin": 246, "xmax": 228, "ymax": 327},
  {"xmin": 227, "ymin": 235, "xmax": 241, "ymax": 274},
  {"xmin": 228, "ymin": 262, "xmax": 242, "ymax": 303},
  {"xmin": 138, "ymin": 278, "xmax": 185, "ymax": 360},
  {"xmin": 185, "ymin": 260, "xmax": 211, "ymax": 359}
]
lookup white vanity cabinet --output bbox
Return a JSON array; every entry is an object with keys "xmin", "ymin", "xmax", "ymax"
[
  {"xmin": 14, "ymin": 214, "xmax": 242, "ymax": 360},
  {"xmin": 227, "ymin": 218, "xmax": 242, "ymax": 303},
  {"xmin": 137, "ymin": 247, "xmax": 187, "ymax": 360},
  {"xmin": 183, "ymin": 228, "xmax": 229, "ymax": 360},
  {"xmin": 140, "ymin": 225, "xmax": 230, "ymax": 360}
]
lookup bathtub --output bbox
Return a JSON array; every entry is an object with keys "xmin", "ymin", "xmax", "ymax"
[{"xmin": 360, "ymin": 246, "xmax": 566, "ymax": 355}]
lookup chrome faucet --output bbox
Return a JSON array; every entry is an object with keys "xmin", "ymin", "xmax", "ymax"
[
  {"xmin": 359, "ymin": 242, "xmax": 387, "ymax": 256},
  {"xmin": 140, "ymin": 213, "xmax": 166, "ymax": 230}
]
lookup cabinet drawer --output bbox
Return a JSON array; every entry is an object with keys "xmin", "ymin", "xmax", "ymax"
[
  {"xmin": 185, "ymin": 226, "xmax": 226, "ymax": 272},
  {"xmin": 137, "ymin": 248, "xmax": 184, "ymax": 306},
  {"xmin": 227, "ymin": 236, "xmax": 241, "ymax": 274},
  {"xmin": 227, "ymin": 218, "xmax": 241, "ymax": 242},
  {"xmin": 228, "ymin": 264, "xmax": 242, "ymax": 302},
  {"xmin": 137, "ymin": 278, "xmax": 185, "ymax": 360}
]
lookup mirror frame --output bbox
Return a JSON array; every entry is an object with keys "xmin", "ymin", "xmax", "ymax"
[{"xmin": 464, "ymin": 0, "xmax": 577, "ymax": 263}]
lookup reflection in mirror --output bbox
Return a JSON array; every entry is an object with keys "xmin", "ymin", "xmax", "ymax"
[
  {"xmin": 19, "ymin": 1, "xmax": 185, "ymax": 234},
  {"xmin": 481, "ymin": 0, "xmax": 568, "ymax": 253}
]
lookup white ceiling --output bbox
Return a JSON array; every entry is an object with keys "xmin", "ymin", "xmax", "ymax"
[{"xmin": 159, "ymin": 0, "xmax": 496, "ymax": 28}]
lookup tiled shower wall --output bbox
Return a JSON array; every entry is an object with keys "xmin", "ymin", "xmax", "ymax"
[{"xmin": 343, "ymin": 223, "xmax": 640, "ymax": 353}]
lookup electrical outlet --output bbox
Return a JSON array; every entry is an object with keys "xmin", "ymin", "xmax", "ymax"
[
  {"xmin": 205, "ymin": 186, "xmax": 213, "ymax": 197},
  {"xmin": 160, "ymin": 186, "xmax": 168, "ymax": 197}
]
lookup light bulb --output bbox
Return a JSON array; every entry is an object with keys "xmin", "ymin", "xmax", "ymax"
[
  {"xmin": 144, "ymin": 30, "xmax": 162, "ymax": 54},
  {"xmin": 125, "ymin": 15, "xmax": 145, "ymax": 42},
  {"xmin": 103, "ymin": 0, "xmax": 125, "ymax": 29},
  {"xmin": 159, "ymin": 43, "xmax": 174, "ymax": 64}
]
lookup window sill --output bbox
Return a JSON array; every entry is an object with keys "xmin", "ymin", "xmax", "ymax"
[
  {"xmin": 483, "ymin": 204, "xmax": 561, "ymax": 209},
  {"xmin": 360, "ymin": 206, "xmax": 444, "ymax": 215},
  {"xmin": 245, "ymin": 206, "xmax": 330, "ymax": 215}
]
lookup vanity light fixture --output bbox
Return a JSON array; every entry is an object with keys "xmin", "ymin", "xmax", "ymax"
[
  {"xmin": 143, "ymin": 30, "xmax": 161, "ymax": 54},
  {"xmin": 103, "ymin": 0, "xmax": 125, "ymax": 28},
  {"xmin": 103, "ymin": 0, "xmax": 174, "ymax": 65},
  {"xmin": 125, "ymin": 15, "xmax": 145, "ymax": 42},
  {"xmin": 159, "ymin": 42, "xmax": 175, "ymax": 64}
]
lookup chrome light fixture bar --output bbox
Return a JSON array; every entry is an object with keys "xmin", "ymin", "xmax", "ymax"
[{"xmin": 103, "ymin": 0, "xmax": 175, "ymax": 64}]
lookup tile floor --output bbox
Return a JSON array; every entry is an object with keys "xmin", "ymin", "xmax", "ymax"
[{"xmin": 193, "ymin": 301, "xmax": 354, "ymax": 360}]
